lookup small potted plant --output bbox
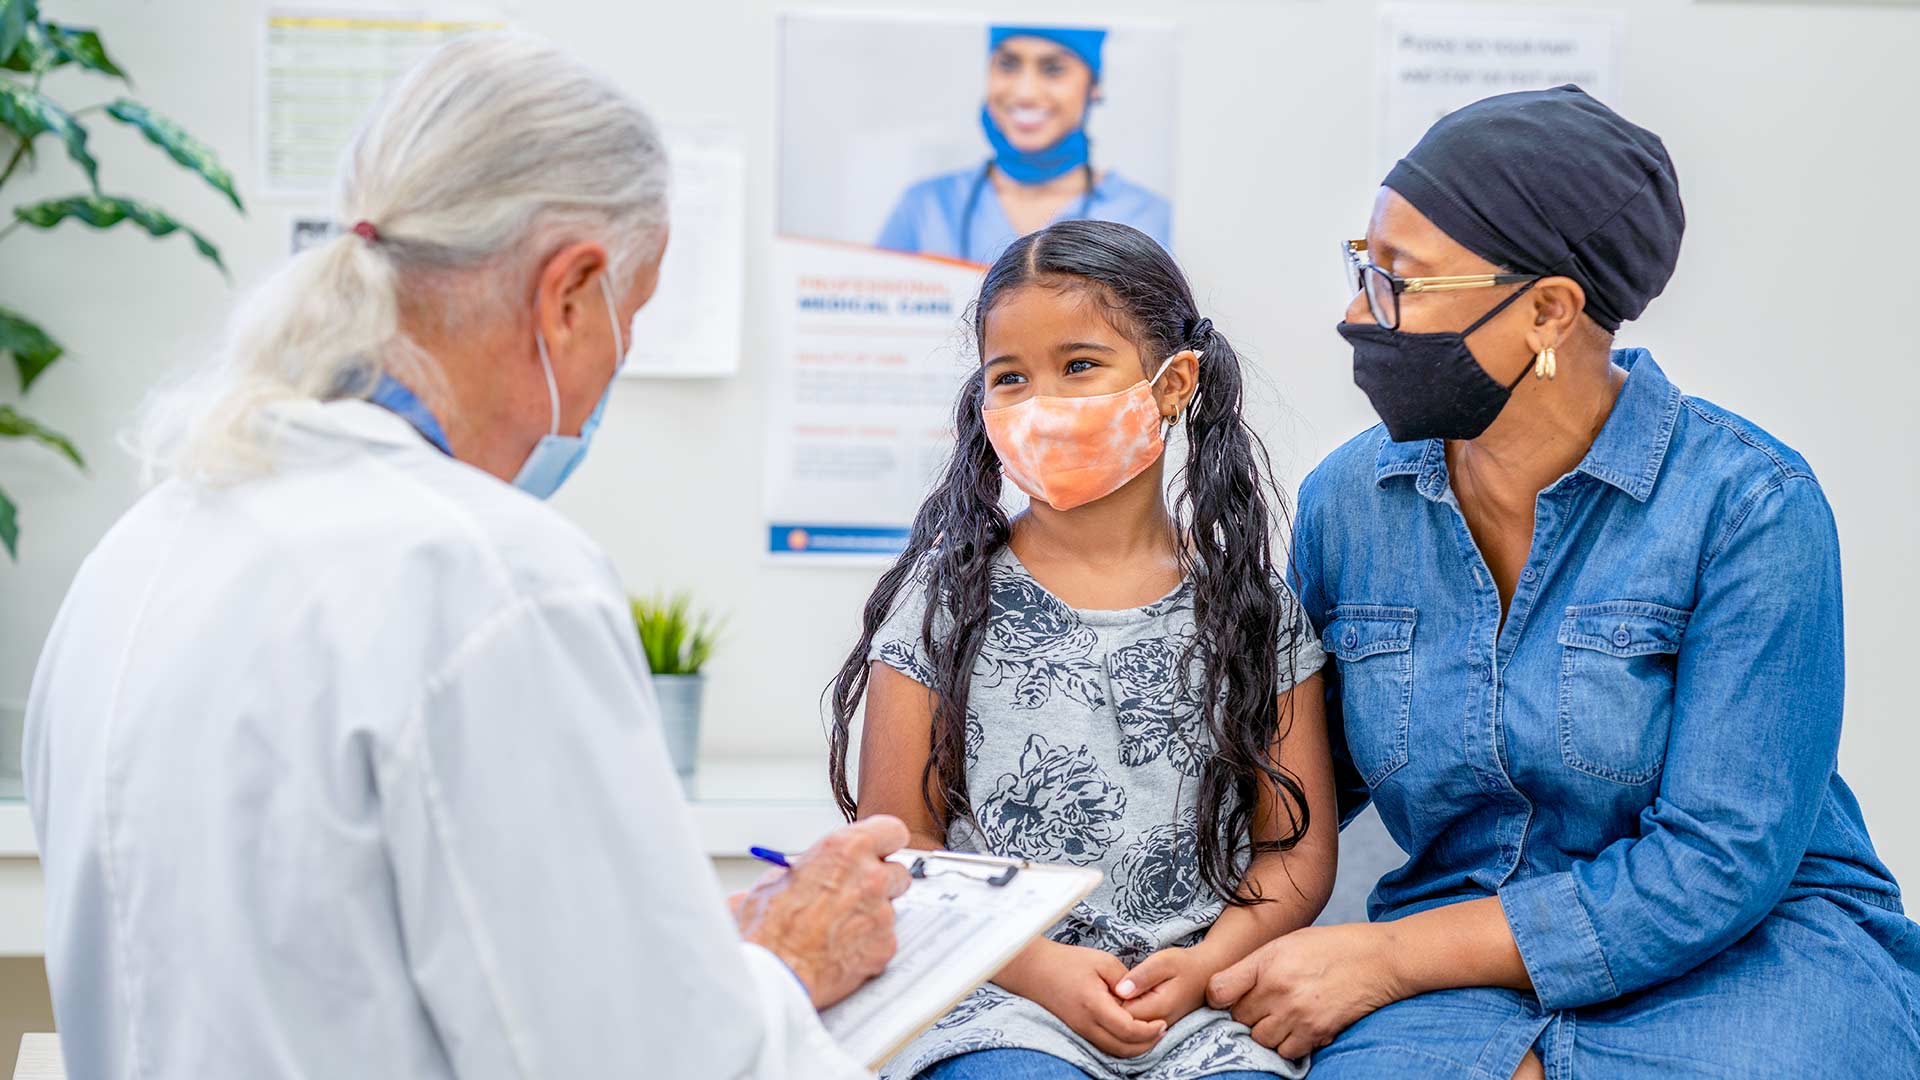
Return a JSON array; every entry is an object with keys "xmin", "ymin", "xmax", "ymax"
[{"xmin": 631, "ymin": 593, "xmax": 721, "ymax": 782}]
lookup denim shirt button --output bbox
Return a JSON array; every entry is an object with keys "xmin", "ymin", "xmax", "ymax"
[
  {"xmin": 1613, "ymin": 625, "xmax": 1633, "ymax": 648},
  {"xmin": 1521, "ymin": 567, "xmax": 1537, "ymax": 583},
  {"xmin": 1343, "ymin": 628, "xmax": 1359, "ymax": 650}
]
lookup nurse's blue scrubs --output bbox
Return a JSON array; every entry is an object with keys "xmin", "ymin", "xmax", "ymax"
[{"xmin": 876, "ymin": 163, "xmax": 1171, "ymax": 266}]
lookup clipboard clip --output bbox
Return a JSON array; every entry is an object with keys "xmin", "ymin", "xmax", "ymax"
[{"xmin": 908, "ymin": 850, "xmax": 1026, "ymax": 887}]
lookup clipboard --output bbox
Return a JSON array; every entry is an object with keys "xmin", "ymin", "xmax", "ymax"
[{"xmin": 818, "ymin": 849, "xmax": 1101, "ymax": 1070}]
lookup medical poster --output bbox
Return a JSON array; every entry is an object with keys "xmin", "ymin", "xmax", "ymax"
[
  {"xmin": 260, "ymin": 7, "xmax": 507, "ymax": 197},
  {"xmin": 1377, "ymin": 5, "xmax": 1625, "ymax": 175},
  {"xmin": 623, "ymin": 124, "xmax": 747, "ymax": 378},
  {"xmin": 767, "ymin": 13, "xmax": 1178, "ymax": 559}
]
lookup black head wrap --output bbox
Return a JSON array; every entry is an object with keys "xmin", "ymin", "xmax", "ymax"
[{"xmin": 1383, "ymin": 85, "xmax": 1684, "ymax": 332}]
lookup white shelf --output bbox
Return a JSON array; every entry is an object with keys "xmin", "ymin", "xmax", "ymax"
[
  {"xmin": 683, "ymin": 756, "xmax": 847, "ymax": 858},
  {"xmin": 0, "ymin": 757, "xmax": 846, "ymax": 862},
  {"xmin": 0, "ymin": 803, "xmax": 34, "ymax": 858},
  {"xmin": 0, "ymin": 803, "xmax": 43, "ymax": 956},
  {"xmin": 0, "ymin": 759, "xmax": 840, "ymax": 957}
]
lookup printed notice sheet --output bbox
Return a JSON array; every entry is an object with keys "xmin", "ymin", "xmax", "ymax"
[
  {"xmin": 261, "ymin": 8, "xmax": 506, "ymax": 196},
  {"xmin": 1378, "ymin": 5, "xmax": 1625, "ymax": 175},
  {"xmin": 623, "ymin": 123, "xmax": 746, "ymax": 378}
]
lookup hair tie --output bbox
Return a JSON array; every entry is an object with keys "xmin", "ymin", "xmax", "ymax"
[
  {"xmin": 1184, "ymin": 316, "xmax": 1213, "ymax": 345},
  {"xmin": 349, "ymin": 220, "xmax": 380, "ymax": 243}
]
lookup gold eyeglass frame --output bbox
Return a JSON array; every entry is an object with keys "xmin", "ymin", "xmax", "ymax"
[{"xmin": 1344, "ymin": 239, "xmax": 1536, "ymax": 329}]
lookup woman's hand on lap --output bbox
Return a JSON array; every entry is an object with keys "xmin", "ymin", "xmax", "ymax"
[{"xmin": 1206, "ymin": 923, "xmax": 1405, "ymax": 1060}]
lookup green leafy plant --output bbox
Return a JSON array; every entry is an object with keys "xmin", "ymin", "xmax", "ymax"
[
  {"xmin": 0, "ymin": 0, "xmax": 242, "ymax": 559},
  {"xmin": 631, "ymin": 594, "xmax": 723, "ymax": 677}
]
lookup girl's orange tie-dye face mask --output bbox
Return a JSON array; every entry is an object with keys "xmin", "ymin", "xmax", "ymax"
[{"xmin": 983, "ymin": 352, "xmax": 1191, "ymax": 511}]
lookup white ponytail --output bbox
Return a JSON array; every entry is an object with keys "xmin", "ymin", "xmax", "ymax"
[{"xmin": 135, "ymin": 33, "xmax": 669, "ymax": 482}]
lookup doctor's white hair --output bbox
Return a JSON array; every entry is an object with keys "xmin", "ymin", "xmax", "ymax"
[{"xmin": 135, "ymin": 33, "xmax": 669, "ymax": 481}]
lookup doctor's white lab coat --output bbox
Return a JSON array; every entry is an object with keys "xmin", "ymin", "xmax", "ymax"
[{"xmin": 24, "ymin": 399, "xmax": 867, "ymax": 1080}]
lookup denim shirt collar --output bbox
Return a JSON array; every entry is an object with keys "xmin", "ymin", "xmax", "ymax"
[
  {"xmin": 365, "ymin": 373, "xmax": 453, "ymax": 457},
  {"xmin": 1374, "ymin": 347, "xmax": 1683, "ymax": 504}
]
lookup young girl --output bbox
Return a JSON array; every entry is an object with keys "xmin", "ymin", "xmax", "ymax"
[{"xmin": 828, "ymin": 220, "xmax": 1336, "ymax": 1080}]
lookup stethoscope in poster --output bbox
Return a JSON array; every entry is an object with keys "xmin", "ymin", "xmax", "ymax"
[{"xmin": 764, "ymin": 12, "xmax": 1178, "ymax": 560}]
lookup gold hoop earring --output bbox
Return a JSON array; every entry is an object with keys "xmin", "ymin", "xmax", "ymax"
[{"xmin": 1533, "ymin": 346, "xmax": 1557, "ymax": 380}]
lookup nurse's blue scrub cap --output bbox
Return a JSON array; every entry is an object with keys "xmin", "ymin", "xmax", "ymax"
[{"xmin": 988, "ymin": 26, "xmax": 1106, "ymax": 82}]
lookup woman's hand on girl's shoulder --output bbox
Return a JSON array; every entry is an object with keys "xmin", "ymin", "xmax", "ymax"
[
  {"xmin": 1204, "ymin": 922, "xmax": 1405, "ymax": 1060},
  {"xmin": 1112, "ymin": 942, "xmax": 1220, "ymax": 1029},
  {"xmin": 994, "ymin": 939, "xmax": 1167, "ymax": 1058}
]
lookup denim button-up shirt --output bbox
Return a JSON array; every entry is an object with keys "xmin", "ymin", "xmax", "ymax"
[{"xmin": 1291, "ymin": 348, "xmax": 1904, "ymax": 1011}]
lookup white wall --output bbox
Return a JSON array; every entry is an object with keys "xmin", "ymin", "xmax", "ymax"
[{"xmin": 2, "ymin": 0, "xmax": 1915, "ymax": 889}]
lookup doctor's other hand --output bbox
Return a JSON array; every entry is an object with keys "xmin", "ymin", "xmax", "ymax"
[
  {"xmin": 1206, "ymin": 923, "xmax": 1403, "ymax": 1060},
  {"xmin": 733, "ymin": 814, "xmax": 914, "ymax": 1010}
]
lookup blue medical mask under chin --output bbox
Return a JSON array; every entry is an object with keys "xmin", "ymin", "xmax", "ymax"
[
  {"xmin": 979, "ymin": 102, "xmax": 1091, "ymax": 184},
  {"xmin": 512, "ymin": 273, "xmax": 626, "ymax": 499}
]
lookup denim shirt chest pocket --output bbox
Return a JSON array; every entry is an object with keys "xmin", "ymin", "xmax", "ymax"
[
  {"xmin": 1557, "ymin": 601, "xmax": 1691, "ymax": 785},
  {"xmin": 1325, "ymin": 606, "xmax": 1416, "ymax": 787}
]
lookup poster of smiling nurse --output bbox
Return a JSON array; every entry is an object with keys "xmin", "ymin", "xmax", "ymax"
[
  {"xmin": 877, "ymin": 25, "xmax": 1172, "ymax": 264},
  {"xmin": 767, "ymin": 14, "xmax": 1175, "ymax": 560},
  {"xmin": 778, "ymin": 15, "xmax": 1177, "ymax": 267}
]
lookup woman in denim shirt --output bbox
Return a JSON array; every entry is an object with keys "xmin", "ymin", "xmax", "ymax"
[{"xmin": 1205, "ymin": 87, "xmax": 1920, "ymax": 1077}]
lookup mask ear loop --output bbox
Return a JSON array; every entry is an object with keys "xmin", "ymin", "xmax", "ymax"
[
  {"xmin": 599, "ymin": 272, "xmax": 626, "ymax": 370},
  {"xmin": 531, "ymin": 274, "xmax": 626, "ymax": 441},
  {"xmin": 1150, "ymin": 349, "xmax": 1202, "ymax": 438},
  {"xmin": 1454, "ymin": 279, "xmax": 1542, "ymax": 392},
  {"xmin": 533, "ymin": 325, "xmax": 562, "ymax": 437}
]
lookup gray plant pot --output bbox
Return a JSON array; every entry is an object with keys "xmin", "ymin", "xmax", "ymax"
[{"xmin": 651, "ymin": 673, "xmax": 705, "ymax": 782}]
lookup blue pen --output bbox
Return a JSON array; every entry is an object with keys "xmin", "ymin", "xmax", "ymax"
[{"xmin": 749, "ymin": 846, "xmax": 791, "ymax": 868}]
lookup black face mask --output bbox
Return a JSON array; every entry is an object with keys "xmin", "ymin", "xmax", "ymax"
[{"xmin": 1338, "ymin": 281, "xmax": 1537, "ymax": 443}]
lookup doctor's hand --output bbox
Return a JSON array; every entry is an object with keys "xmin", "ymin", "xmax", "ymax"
[
  {"xmin": 1205, "ymin": 923, "xmax": 1404, "ymax": 1061},
  {"xmin": 732, "ymin": 815, "xmax": 914, "ymax": 1010}
]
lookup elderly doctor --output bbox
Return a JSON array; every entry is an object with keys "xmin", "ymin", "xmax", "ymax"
[{"xmin": 24, "ymin": 35, "xmax": 907, "ymax": 1080}]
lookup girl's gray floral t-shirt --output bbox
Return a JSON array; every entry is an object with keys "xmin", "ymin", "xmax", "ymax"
[{"xmin": 868, "ymin": 548, "xmax": 1326, "ymax": 1080}]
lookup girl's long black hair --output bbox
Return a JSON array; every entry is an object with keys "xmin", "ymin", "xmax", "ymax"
[{"xmin": 826, "ymin": 219, "xmax": 1308, "ymax": 906}]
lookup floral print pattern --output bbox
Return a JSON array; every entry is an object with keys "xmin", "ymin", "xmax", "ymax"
[
  {"xmin": 963, "ymin": 715, "xmax": 985, "ymax": 768},
  {"xmin": 894, "ymin": 1029, "xmax": 1015, "ymax": 1080},
  {"xmin": 932, "ymin": 985, "xmax": 1014, "ymax": 1032},
  {"xmin": 1048, "ymin": 900, "xmax": 1161, "ymax": 968},
  {"xmin": 1106, "ymin": 633, "xmax": 1209, "ymax": 777},
  {"xmin": 877, "ymin": 638, "xmax": 935, "ymax": 687},
  {"xmin": 1159, "ymin": 1025, "xmax": 1284, "ymax": 1080},
  {"xmin": 1114, "ymin": 809, "xmax": 1215, "ymax": 926},
  {"xmin": 868, "ymin": 549, "xmax": 1323, "ymax": 1080},
  {"xmin": 875, "ymin": 640, "xmax": 986, "ymax": 768},
  {"xmin": 976, "ymin": 568, "xmax": 1108, "ymax": 713},
  {"xmin": 977, "ymin": 735, "xmax": 1127, "ymax": 866}
]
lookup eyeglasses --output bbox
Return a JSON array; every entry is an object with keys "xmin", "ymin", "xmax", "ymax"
[{"xmin": 1343, "ymin": 239, "xmax": 1536, "ymax": 331}]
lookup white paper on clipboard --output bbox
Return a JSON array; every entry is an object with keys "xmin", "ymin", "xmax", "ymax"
[{"xmin": 819, "ymin": 849, "xmax": 1100, "ymax": 1070}]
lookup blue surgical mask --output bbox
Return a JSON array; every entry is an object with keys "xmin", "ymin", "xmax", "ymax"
[
  {"xmin": 512, "ymin": 273, "xmax": 626, "ymax": 499},
  {"xmin": 979, "ymin": 102, "xmax": 1090, "ymax": 184}
]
